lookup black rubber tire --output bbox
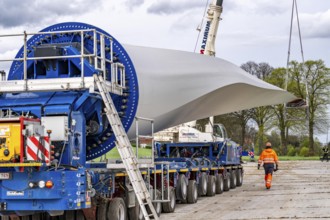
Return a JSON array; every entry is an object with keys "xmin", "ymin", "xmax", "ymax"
[
  {"xmin": 128, "ymin": 198, "xmax": 140, "ymax": 220},
  {"xmin": 97, "ymin": 199, "xmax": 109, "ymax": 220},
  {"xmin": 215, "ymin": 174, "xmax": 224, "ymax": 194},
  {"xmin": 187, "ymin": 180, "xmax": 198, "ymax": 204},
  {"xmin": 162, "ymin": 186, "xmax": 176, "ymax": 213},
  {"xmin": 1, "ymin": 216, "xmax": 9, "ymax": 220},
  {"xmin": 236, "ymin": 169, "xmax": 243, "ymax": 187},
  {"xmin": 175, "ymin": 174, "xmax": 187, "ymax": 201},
  {"xmin": 223, "ymin": 172, "xmax": 230, "ymax": 192},
  {"xmin": 139, "ymin": 189, "xmax": 162, "ymax": 219},
  {"xmin": 206, "ymin": 175, "xmax": 216, "ymax": 197},
  {"xmin": 230, "ymin": 170, "xmax": 237, "ymax": 189},
  {"xmin": 31, "ymin": 213, "xmax": 42, "ymax": 220},
  {"xmin": 198, "ymin": 172, "xmax": 208, "ymax": 196},
  {"xmin": 75, "ymin": 210, "xmax": 85, "ymax": 220},
  {"xmin": 138, "ymin": 207, "xmax": 144, "ymax": 220},
  {"xmin": 64, "ymin": 210, "xmax": 75, "ymax": 220},
  {"xmin": 152, "ymin": 189, "xmax": 162, "ymax": 217},
  {"xmin": 43, "ymin": 214, "xmax": 59, "ymax": 220},
  {"xmin": 107, "ymin": 198, "xmax": 127, "ymax": 220},
  {"xmin": 145, "ymin": 189, "xmax": 162, "ymax": 217}
]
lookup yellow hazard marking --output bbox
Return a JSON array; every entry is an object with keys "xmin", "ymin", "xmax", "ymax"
[{"xmin": 0, "ymin": 162, "xmax": 43, "ymax": 167}]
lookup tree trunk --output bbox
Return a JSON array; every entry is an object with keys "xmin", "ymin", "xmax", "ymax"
[
  {"xmin": 280, "ymin": 127, "xmax": 286, "ymax": 155},
  {"xmin": 257, "ymin": 125, "xmax": 264, "ymax": 154},
  {"xmin": 241, "ymin": 121, "xmax": 246, "ymax": 147},
  {"xmin": 308, "ymin": 120, "xmax": 314, "ymax": 155}
]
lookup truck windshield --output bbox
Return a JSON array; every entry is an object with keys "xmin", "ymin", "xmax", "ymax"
[{"xmin": 213, "ymin": 125, "xmax": 223, "ymax": 138}]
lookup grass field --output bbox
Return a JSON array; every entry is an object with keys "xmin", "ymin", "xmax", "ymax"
[{"xmin": 95, "ymin": 146, "xmax": 153, "ymax": 161}]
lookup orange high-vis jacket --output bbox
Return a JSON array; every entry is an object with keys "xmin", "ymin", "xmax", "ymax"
[{"xmin": 258, "ymin": 148, "xmax": 279, "ymax": 165}]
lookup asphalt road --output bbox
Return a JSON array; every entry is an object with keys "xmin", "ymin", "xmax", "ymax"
[{"xmin": 160, "ymin": 160, "xmax": 330, "ymax": 220}]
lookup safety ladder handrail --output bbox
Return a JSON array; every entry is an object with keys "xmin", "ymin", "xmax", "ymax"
[
  {"xmin": 93, "ymin": 74, "xmax": 158, "ymax": 220},
  {"xmin": 135, "ymin": 116, "xmax": 155, "ymax": 166},
  {"xmin": 0, "ymin": 28, "xmax": 125, "ymax": 95}
]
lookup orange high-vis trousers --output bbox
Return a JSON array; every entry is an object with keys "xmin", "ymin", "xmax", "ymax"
[{"xmin": 265, "ymin": 173, "xmax": 272, "ymax": 189}]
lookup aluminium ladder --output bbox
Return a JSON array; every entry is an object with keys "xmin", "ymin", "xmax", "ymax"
[{"xmin": 94, "ymin": 74, "xmax": 158, "ymax": 220}]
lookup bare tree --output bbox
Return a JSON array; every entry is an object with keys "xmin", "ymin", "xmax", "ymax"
[
  {"xmin": 231, "ymin": 110, "xmax": 253, "ymax": 148},
  {"xmin": 241, "ymin": 61, "xmax": 274, "ymax": 153}
]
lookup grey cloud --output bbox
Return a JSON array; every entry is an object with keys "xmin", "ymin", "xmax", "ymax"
[
  {"xmin": 147, "ymin": 0, "xmax": 205, "ymax": 15},
  {"xmin": 170, "ymin": 10, "xmax": 201, "ymax": 31},
  {"xmin": 0, "ymin": 0, "xmax": 102, "ymax": 28},
  {"xmin": 301, "ymin": 10, "xmax": 330, "ymax": 39},
  {"xmin": 224, "ymin": 0, "xmax": 287, "ymax": 15},
  {"xmin": 123, "ymin": 0, "xmax": 145, "ymax": 11}
]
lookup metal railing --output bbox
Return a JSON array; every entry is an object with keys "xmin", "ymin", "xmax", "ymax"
[
  {"xmin": 0, "ymin": 29, "xmax": 126, "ymax": 95},
  {"xmin": 135, "ymin": 116, "xmax": 155, "ymax": 166}
]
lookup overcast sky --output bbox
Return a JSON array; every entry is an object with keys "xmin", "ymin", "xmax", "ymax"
[
  {"xmin": 0, "ymin": 0, "xmax": 329, "ymax": 68},
  {"xmin": 0, "ymin": 0, "xmax": 329, "ymax": 141}
]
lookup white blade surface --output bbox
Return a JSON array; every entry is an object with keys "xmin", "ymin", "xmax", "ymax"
[{"xmin": 124, "ymin": 45, "xmax": 295, "ymax": 136}]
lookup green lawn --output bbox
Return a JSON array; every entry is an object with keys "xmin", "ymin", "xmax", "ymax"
[{"xmin": 95, "ymin": 146, "xmax": 153, "ymax": 161}]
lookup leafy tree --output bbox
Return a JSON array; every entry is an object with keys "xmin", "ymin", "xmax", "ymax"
[
  {"xmin": 289, "ymin": 60, "xmax": 330, "ymax": 155},
  {"xmin": 266, "ymin": 68, "xmax": 289, "ymax": 154}
]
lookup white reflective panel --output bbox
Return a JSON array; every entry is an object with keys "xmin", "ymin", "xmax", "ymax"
[{"xmin": 124, "ymin": 45, "xmax": 295, "ymax": 137}]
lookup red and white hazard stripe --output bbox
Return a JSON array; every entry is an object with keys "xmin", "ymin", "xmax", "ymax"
[{"xmin": 26, "ymin": 136, "xmax": 50, "ymax": 164}]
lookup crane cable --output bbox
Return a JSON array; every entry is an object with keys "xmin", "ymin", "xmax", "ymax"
[
  {"xmin": 285, "ymin": 0, "xmax": 306, "ymax": 90},
  {"xmin": 285, "ymin": 0, "xmax": 309, "ymax": 121},
  {"xmin": 194, "ymin": 0, "xmax": 210, "ymax": 53}
]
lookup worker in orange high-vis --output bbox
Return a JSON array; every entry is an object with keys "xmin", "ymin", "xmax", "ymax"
[{"xmin": 258, "ymin": 142, "xmax": 279, "ymax": 189}]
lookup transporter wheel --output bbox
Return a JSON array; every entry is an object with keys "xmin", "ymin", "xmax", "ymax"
[
  {"xmin": 128, "ymin": 199, "xmax": 140, "ymax": 220},
  {"xmin": 187, "ymin": 180, "xmax": 198, "ymax": 204},
  {"xmin": 223, "ymin": 172, "xmax": 230, "ymax": 192},
  {"xmin": 162, "ymin": 186, "xmax": 176, "ymax": 213},
  {"xmin": 43, "ymin": 213, "xmax": 59, "ymax": 220},
  {"xmin": 215, "ymin": 174, "xmax": 224, "ymax": 194},
  {"xmin": 153, "ymin": 189, "xmax": 162, "ymax": 217},
  {"xmin": 1, "ymin": 217, "xmax": 9, "ymax": 220},
  {"xmin": 107, "ymin": 198, "xmax": 127, "ymax": 220},
  {"xmin": 138, "ymin": 207, "xmax": 144, "ymax": 220},
  {"xmin": 176, "ymin": 174, "xmax": 187, "ymax": 201},
  {"xmin": 75, "ymin": 210, "xmax": 85, "ymax": 220},
  {"xmin": 236, "ymin": 169, "xmax": 243, "ymax": 187},
  {"xmin": 64, "ymin": 210, "xmax": 75, "ymax": 220},
  {"xmin": 207, "ymin": 175, "xmax": 216, "ymax": 197},
  {"xmin": 31, "ymin": 213, "xmax": 42, "ymax": 220},
  {"xmin": 198, "ymin": 172, "xmax": 208, "ymax": 196},
  {"xmin": 230, "ymin": 170, "xmax": 237, "ymax": 189},
  {"xmin": 97, "ymin": 199, "xmax": 109, "ymax": 220}
]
